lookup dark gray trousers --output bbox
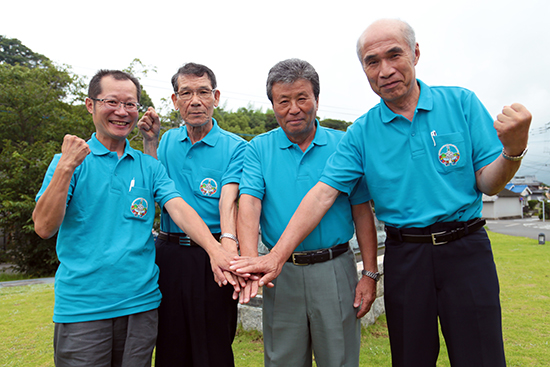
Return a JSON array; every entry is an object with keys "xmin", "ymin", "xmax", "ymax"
[{"xmin": 53, "ymin": 309, "xmax": 158, "ymax": 367}]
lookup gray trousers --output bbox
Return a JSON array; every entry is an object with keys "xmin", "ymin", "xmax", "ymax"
[
  {"xmin": 263, "ymin": 248, "xmax": 361, "ymax": 367},
  {"xmin": 53, "ymin": 309, "xmax": 158, "ymax": 367}
]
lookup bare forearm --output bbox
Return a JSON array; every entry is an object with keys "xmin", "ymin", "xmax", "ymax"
[
  {"xmin": 237, "ymin": 194, "xmax": 261, "ymax": 257},
  {"xmin": 142, "ymin": 139, "xmax": 158, "ymax": 159},
  {"xmin": 475, "ymin": 156, "xmax": 522, "ymax": 196},
  {"xmin": 353, "ymin": 202, "xmax": 378, "ymax": 272},
  {"xmin": 220, "ymin": 184, "xmax": 240, "ymax": 253},
  {"xmin": 33, "ymin": 164, "xmax": 74, "ymax": 239}
]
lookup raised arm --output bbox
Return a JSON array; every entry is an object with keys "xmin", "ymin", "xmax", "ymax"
[
  {"xmin": 138, "ymin": 107, "xmax": 160, "ymax": 159},
  {"xmin": 33, "ymin": 135, "xmax": 90, "ymax": 239},
  {"xmin": 476, "ymin": 103, "xmax": 531, "ymax": 195}
]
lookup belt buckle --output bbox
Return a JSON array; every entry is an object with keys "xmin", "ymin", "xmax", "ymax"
[
  {"xmin": 291, "ymin": 252, "xmax": 308, "ymax": 266},
  {"xmin": 179, "ymin": 236, "xmax": 191, "ymax": 245},
  {"xmin": 431, "ymin": 231, "xmax": 447, "ymax": 245}
]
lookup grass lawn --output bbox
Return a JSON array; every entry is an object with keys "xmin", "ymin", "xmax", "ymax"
[{"xmin": 1, "ymin": 231, "xmax": 548, "ymax": 366}]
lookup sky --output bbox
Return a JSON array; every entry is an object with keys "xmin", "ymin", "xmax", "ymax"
[{"xmin": 3, "ymin": 0, "xmax": 550, "ymax": 183}]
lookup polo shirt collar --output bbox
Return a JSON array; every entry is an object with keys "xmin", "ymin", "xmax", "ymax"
[
  {"xmin": 277, "ymin": 119, "xmax": 327, "ymax": 149},
  {"xmin": 178, "ymin": 118, "xmax": 220, "ymax": 147},
  {"xmin": 380, "ymin": 79, "xmax": 433, "ymax": 123},
  {"xmin": 88, "ymin": 133, "xmax": 137, "ymax": 159}
]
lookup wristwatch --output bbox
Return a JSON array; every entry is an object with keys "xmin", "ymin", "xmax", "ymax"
[
  {"xmin": 362, "ymin": 269, "xmax": 380, "ymax": 282},
  {"xmin": 502, "ymin": 146, "xmax": 528, "ymax": 161}
]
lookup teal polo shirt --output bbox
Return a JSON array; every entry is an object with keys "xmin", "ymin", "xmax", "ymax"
[
  {"xmin": 239, "ymin": 121, "xmax": 369, "ymax": 251},
  {"xmin": 157, "ymin": 119, "xmax": 247, "ymax": 234},
  {"xmin": 321, "ymin": 80, "xmax": 502, "ymax": 228},
  {"xmin": 36, "ymin": 133, "xmax": 181, "ymax": 323}
]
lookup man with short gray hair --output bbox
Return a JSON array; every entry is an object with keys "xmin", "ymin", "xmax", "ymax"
[{"xmin": 236, "ymin": 58, "xmax": 379, "ymax": 367}]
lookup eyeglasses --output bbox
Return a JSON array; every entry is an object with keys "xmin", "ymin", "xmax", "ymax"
[
  {"xmin": 90, "ymin": 98, "xmax": 140, "ymax": 111},
  {"xmin": 175, "ymin": 89, "xmax": 215, "ymax": 101}
]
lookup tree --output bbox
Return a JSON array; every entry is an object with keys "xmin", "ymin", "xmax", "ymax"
[
  {"xmin": 319, "ymin": 118, "xmax": 351, "ymax": 131},
  {"xmin": 0, "ymin": 140, "xmax": 61, "ymax": 276},
  {"xmin": 0, "ymin": 36, "xmax": 49, "ymax": 68},
  {"xmin": 0, "ymin": 58, "xmax": 92, "ymax": 275},
  {"xmin": 0, "ymin": 62, "xmax": 90, "ymax": 151}
]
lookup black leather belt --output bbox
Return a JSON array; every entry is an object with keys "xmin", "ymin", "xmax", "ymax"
[
  {"xmin": 385, "ymin": 218, "xmax": 486, "ymax": 245},
  {"xmin": 286, "ymin": 242, "xmax": 349, "ymax": 265},
  {"xmin": 158, "ymin": 231, "xmax": 221, "ymax": 246}
]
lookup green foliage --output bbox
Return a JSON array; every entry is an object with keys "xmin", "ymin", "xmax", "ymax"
[
  {"xmin": 528, "ymin": 200, "xmax": 539, "ymax": 210},
  {"xmin": 216, "ymin": 106, "xmax": 274, "ymax": 141},
  {"xmin": 537, "ymin": 199, "xmax": 550, "ymax": 220},
  {"xmin": 0, "ymin": 36, "xmax": 49, "ymax": 68},
  {"xmin": 210, "ymin": 107, "xmax": 351, "ymax": 141},
  {"xmin": 0, "ymin": 141, "xmax": 62, "ymax": 276},
  {"xmin": 0, "ymin": 62, "xmax": 91, "ymax": 151},
  {"xmin": 319, "ymin": 118, "xmax": 351, "ymax": 131},
  {"xmin": 0, "ymin": 59, "xmax": 93, "ymax": 276}
]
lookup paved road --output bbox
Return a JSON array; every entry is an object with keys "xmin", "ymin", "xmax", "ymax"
[{"xmin": 485, "ymin": 217, "xmax": 550, "ymax": 242}]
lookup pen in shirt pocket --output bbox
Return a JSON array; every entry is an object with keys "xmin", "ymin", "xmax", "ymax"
[
  {"xmin": 129, "ymin": 178, "xmax": 135, "ymax": 192},
  {"xmin": 430, "ymin": 130, "xmax": 437, "ymax": 146}
]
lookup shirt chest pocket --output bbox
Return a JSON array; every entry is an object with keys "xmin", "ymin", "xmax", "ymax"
[
  {"xmin": 430, "ymin": 132, "xmax": 467, "ymax": 174},
  {"xmin": 192, "ymin": 167, "xmax": 223, "ymax": 199},
  {"xmin": 123, "ymin": 187, "xmax": 153, "ymax": 221}
]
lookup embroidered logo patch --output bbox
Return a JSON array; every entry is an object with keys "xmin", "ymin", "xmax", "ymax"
[
  {"xmin": 438, "ymin": 144, "xmax": 460, "ymax": 166},
  {"xmin": 131, "ymin": 198, "xmax": 148, "ymax": 218},
  {"xmin": 199, "ymin": 178, "xmax": 218, "ymax": 196}
]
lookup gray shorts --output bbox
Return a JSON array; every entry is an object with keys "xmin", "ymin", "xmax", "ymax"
[{"xmin": 53, "ymin": 309, "xmax": 158, "ymax": 367}]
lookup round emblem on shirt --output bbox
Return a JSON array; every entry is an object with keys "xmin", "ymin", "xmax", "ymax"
[
  {"xmin": 200, "ymin": 178, "xmax": 218, "ymax": 196},
  {"xmin": 438, "ymin": 144, "xmax": 460, "ymax": 166},
  {"xmin": 131, "ymin": 198, "xmax": 148, "ymax": 218}
]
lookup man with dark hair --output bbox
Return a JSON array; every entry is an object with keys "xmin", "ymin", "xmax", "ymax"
[
  {"xmin": 235, "ymin": 58, "xmax": 379, "ymax": 367},
  {"xmin": 138, "ymin": 62, "xmax": 247, "ymax": 367},
  {"xmin": 33, "ymin": 69, "xmax": 235, "ymax": 367},
  {"xmin": 232, "ymin": 19, "xmax": 532, "ymax": 367}
]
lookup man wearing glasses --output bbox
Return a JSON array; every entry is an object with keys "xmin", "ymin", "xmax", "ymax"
[
  {"xmin": 33, "ymin": 69, "xmax": 236, "ymax": 367},
  {"xmin": 138, "ymin": 63, "xmax": 247, "ymax": 367}
]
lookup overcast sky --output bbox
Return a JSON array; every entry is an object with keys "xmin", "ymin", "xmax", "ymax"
[{"xmin": 3, "ymin": 0, "xmax": 550, "ymax": 183}]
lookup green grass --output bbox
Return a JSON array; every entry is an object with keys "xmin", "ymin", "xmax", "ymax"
[
  {"xmin": 0, "ymin": 272, "xmax": 32, "ymax": 282},
  {"xmin": 1, "ymin": 231, "xmax": 548, "ymax": 366}
]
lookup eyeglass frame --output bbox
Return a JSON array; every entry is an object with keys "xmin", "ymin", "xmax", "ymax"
[
  {"xmin": 90, "ymin": 98, "xmax": 141, "ymax": 111},
  {"xmin": 174, "ymin": 88, "xmax": 217, "ymax": 101}
]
